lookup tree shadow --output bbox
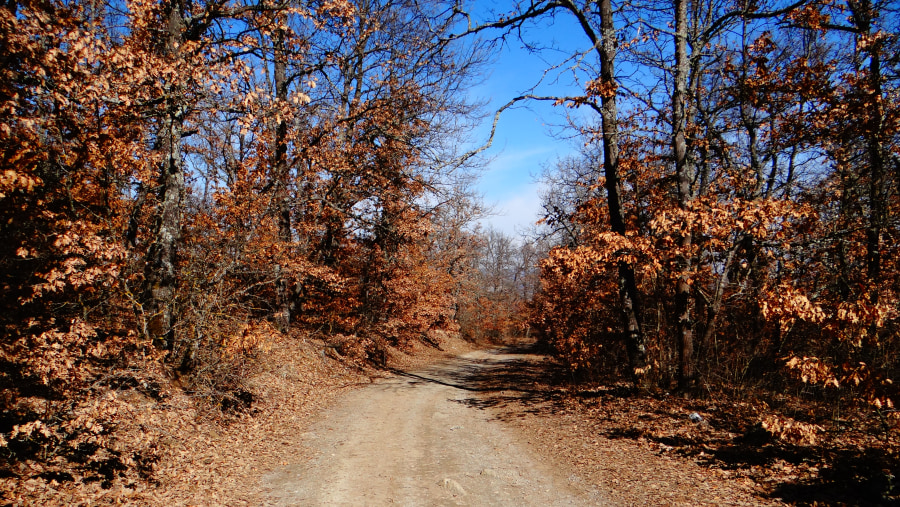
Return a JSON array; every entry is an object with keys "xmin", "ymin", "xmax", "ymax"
[
  {"xmin": 701, "ymin": 443, "xmax": 900, "ymax": 506},
  {"xmin": 387, "ymin": 343, "xmax": 575, "ymax": 419},
  {"xmin": 768, "ymin": 446, "xmax": 900, "ymax": 506},
  {"xmin": 388, "ymin": 344, "xmax": 900, "ymax": 506}
]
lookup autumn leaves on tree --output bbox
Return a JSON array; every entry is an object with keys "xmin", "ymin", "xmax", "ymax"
[
  {"xmin": 0, "ymin": 0, "xmax": 497, "ymax": 487},
  {"xmin": 510, "ymin": 0, "xmax": 898, "ymax": 418},
  {"xmin": 1, "ymin": 0, "xmax": 898, "ymax": 496}
]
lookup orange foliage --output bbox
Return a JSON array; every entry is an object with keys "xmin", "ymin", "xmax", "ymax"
[
  {"xmin": 1, "ymin": 0, "xmax": 480, "ymax": 496},
  {"xmin": 531, "ymin": 1, "xmax": 900, "ymax": 421}
]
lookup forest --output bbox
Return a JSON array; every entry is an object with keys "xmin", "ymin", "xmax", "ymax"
[{"xmin": 1, "ymin": 0, "xmax": 898, "ymax": 503}]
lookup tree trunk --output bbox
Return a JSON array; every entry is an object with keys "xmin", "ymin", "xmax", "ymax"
[
  {"xmin": 853, "ymin": 0, "xmax": 886, "ymax": 305},
  {"xmin": 673, "ymin": 0, "xmax": 695, "ymax": 388},
  {"xmin": 273, "ymin": 27, "xmax": 292, "ymax": 333},
  {"xmin": 144, "ymin": 110, "xmax": 185, "ymax": 350},
  {"xmin": 143, "ymin": 0, "xmax": 187, "ymax": 351},
  {"xmin": 595, "ymin": 0, "xmax": 649, "ymax": 381}
]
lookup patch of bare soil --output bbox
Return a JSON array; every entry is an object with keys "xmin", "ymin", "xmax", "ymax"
[
  {"xmin": 458, "ymin": 341, "xmax": 899, "ymax": 506},
  {"xmin": 445, "ymin": 345, "xmax": 775, "ymax": 506},
  {"xmin": 261, "ymin": 339, "xmax": 825, "ymax": 506},
  {"xmin": 140, "ymin": 332, "xmax": 476, "ymax": 505},
  {"xmin": 263, "ymin": 348, "xmax": 606, "ymax": 505},
  {"xmin": 141, "ymin": 333, "xmax": 480, "ymax": 505}
]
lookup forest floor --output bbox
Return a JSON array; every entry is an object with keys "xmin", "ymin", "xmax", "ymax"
[
  {"xmin": 150, "ymin": 335, "xmax": 780, "ymax": 506},
  {"xmin": 10, "ymin": 334, "xmax": 896, "ymax": 505},
  {"xmin": 260, "ymin": 346, "xmax": 774, "ymax": 506}
]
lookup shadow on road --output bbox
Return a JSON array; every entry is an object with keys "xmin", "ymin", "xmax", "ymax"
[
  {"xmin": 389, "ymin": 343, "xmax": 900, "ymax": 506},
  {"xmin": 388, "ymin": 343, "xmax": 589, "ymax": 421}
]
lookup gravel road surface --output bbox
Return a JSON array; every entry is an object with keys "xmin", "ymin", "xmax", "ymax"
[{"xmin": 263, "ymin": 349, "xmax": 607, "ymax": 506}]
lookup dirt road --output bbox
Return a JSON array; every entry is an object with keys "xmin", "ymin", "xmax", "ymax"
[{"xmin": 262, "ymin": 349, "xmax": 608, "ymax": 506}]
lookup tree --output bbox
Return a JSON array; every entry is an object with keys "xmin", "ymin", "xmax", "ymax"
[
  {"xmin": 0, "ymin": 0, "xmax": 503, "ymax": 492},
  {"xmin": 452, "ymin": 0, "xmax": 652, "ymax": 379},
  {"xmin": 521, "ymin": 0, "xmax": 899, "ymax": 421}
]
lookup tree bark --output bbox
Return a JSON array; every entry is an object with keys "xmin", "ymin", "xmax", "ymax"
[
  {"xmin": 273, "ymin": 27, "xmax": 292, "ymax": 333},
  {"xmin": 852, "ymin": 0, "xmax": 886, "ymax": 304},
  {"xmin": 143, "ymin": 0, "xmax": 187, "ymax": 351},
  {"xmin": 592, "ymin": 0, "xmax": 649, "ymax": 381},
  {"xmin": 673, "ymin": 0, "xmax": 695, "ymax": 388}
]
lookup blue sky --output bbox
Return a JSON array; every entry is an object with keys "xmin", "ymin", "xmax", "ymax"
[{"xmin": 467, "ymin": 10, "xmax": 592, "ymax": 237}]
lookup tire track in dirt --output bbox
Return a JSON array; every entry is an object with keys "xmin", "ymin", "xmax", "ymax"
[{"xmin": 262, "ymin": 349, "xmax": 608, "ymax": 506}]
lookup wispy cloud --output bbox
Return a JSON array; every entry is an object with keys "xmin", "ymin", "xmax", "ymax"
[
  {"xmin": 478, "ymin": 182, "xmax": 545, "ymax": 237},
  {"xmin": 487, "ymin": 145, "xmax": 556, "ymax": 174},
  {"xmin": 478, "ymin": 142, "xmax": 558, "ymax": 201}
]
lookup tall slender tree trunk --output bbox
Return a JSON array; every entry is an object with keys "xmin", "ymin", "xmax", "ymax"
[
  {"xmin": 144, "ymin": 0, "xmax": 186, "ymax": 352},
  {"xmin": 852, "ymin": 0, "xmax": 886, "ymax": 305},
  {"xmin": 594, "ymin": 0, "xmax": 649, "ymax": 381},
  {"xmin": 273, "ymin": 27, "xmax": 292, "ymax": 332},
  {"xmin": 144, "ymin": 109, "xmax": 186, "ymax": 350},
  {"xmin": 673, "ymin": 0, "xmax": 695, "ymax": 388}
]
